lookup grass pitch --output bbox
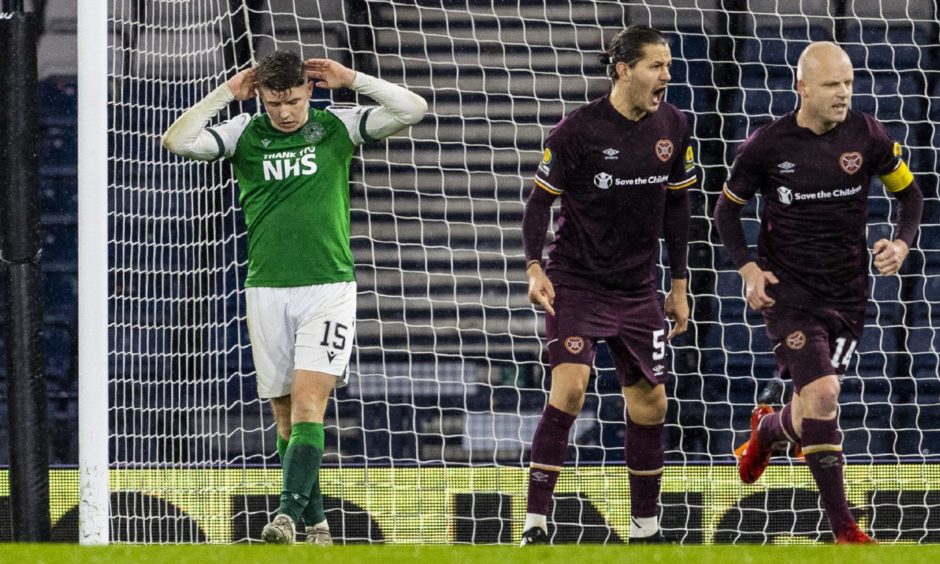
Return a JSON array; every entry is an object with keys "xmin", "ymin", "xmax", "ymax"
[{"xmin": 3, "ymin": 543, "xmax": 939, "ymax": 564}]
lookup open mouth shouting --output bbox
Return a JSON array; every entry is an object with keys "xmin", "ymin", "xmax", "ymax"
[{"xmin": 652, "ymin": 86, "xmax": 667, "ymax": 107}]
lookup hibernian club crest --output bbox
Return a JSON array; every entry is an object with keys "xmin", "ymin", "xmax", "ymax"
[{"xmin": 301, "ymin": 121, "xmax": 325, "ymax": 144}]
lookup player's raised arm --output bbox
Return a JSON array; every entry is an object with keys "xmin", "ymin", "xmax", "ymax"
[
  {"xmin": 306, "ymin": 58, "xmax": 427, "ymax": 141},
  {"xmin": 161, "ymin": 67, "xmax": 256, "ymax": 161}
]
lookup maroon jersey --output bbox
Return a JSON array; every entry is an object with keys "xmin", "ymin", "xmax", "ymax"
[
  {"xmin": 534, "ymin": 97, "xmax": 697, "ymax": 294},
  {"xmin": 724, "ymin": 110, "xmax": 908, "ymax": 311}
]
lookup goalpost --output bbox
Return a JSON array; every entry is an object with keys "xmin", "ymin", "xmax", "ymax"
[{"xmin": 79, "ymin": 0, "xmax": 940, "ymax": 544}]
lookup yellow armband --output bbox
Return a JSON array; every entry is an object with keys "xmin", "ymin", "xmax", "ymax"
[{"xmin": 880, "ymin": 160, "xmax": 914, "ymax": 193}]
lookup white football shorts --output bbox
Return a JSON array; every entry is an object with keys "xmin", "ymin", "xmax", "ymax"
[{"xmin": 245, "ymin": 281, "xmax": 356, "ymax": 399}]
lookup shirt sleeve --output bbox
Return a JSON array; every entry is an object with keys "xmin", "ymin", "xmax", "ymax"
[
  {"xmin": 866, "ymin": 115, "xmax": 914, "ymax": 193},
  {"xmin": 346, "ymin": 71, "xmax": 427, "ymax": 141},
  {"xmin": 161, "ymin": 83, "xmax": 239, "ymax": 161},
  {"xmin": 533, "ymin": 125, "xmax": 574, "ymax": 196},
  {"xmin": 208, "ymin": 113, "xmax": 252, "ymax": 159},
  {"xmin": 523, "ymin": 185, "xmax": 558, "ymax": 265},
  {"xmin": 723, "ymin": 130, "xmax": 764, "ymax": 205},
  {"xmin": 326, "ymin": 106, "xmax": 374, "ymax": 146},
  {"xmin": 666, "ymin": 116, "xmax": 698, "ymax": 191}
]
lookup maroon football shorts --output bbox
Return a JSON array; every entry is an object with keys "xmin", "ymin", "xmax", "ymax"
[
  {"xmin": 762, "ymin": 305, "xmax": 864, "ymax": 393},
  {"xmin": 545, "ymin": 284, "xmax": 668, "ymax": 387}
]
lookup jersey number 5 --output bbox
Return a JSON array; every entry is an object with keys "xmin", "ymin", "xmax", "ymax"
[{"xmin": 653, "ymin": 329, "xmax": 666, "ymax": 361}]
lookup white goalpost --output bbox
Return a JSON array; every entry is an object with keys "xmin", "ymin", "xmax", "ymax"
[
  {"xmin": 77, "ymin": 0, "xmax": 110, "ymax": 545},
  {"xmin": 79, "ymin": 0, "xmax": 940, "ymax": 544}
]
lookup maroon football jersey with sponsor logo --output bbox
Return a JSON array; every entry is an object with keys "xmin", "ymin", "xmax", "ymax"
[
  {"xmin": 725, "ymin": 110, "xmax": 902, "ymax": 311},
  {"xmin": 533, "ymin": 96, "xmax": 696, "ymax": 294}
]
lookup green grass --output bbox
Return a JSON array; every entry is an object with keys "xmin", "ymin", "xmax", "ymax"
[{"xmin": 3, "ymin": 544, "xmax": 940, "ymax": 564}]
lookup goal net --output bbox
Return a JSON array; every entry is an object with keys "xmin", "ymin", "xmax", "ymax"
[{"xmin": 95, "ymin": 0, "xmax": 940, "ymax": 544}]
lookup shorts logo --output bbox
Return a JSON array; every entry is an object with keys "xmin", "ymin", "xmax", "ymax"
[
  {"xmin": 593, "ymin": 172, "xmax": 613, "ymax": 189},
  {"xmin": 655, "ymin": 139, "xmax": 674, "ymax": 162},
  {"xmin": 786, "ymin": 331, "xmax": 806, "ymax": 350},
  {"xmin": 564, "ymin": 336, "xmax": 585, "ymax": 354},
  {"xmin": 839, "ymin": 151, "xmax": 863, "ymax": 174}
]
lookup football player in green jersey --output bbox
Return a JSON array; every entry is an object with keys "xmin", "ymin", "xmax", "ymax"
[{"xmin": 162, "ymin": 50, "xmax": 426, "ymax": 545}]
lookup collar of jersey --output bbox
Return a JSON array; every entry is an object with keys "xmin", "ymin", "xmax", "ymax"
[{"xmin": 601, "ymin": 94, "xmax": 651, "ymax": 126}]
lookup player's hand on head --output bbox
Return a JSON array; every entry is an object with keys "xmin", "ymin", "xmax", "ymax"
[
  {"xmin": 226, "ymin": 66, "xmax": 258, "ymax": 101},
  {"xmin": 740, "ymin": 262, "xmax": 778, "ymax": 311},
  {"xmin": 304, "ymin": 58, "xmax": 357, "ymax": 90},
  {"xmin": 872, "ymin": 239, "xmax": 908, "ymax": 276},
  {"xmin": 665, "ymin": 280, "xmax": 689, "ymax": 340},
  {"xmin": 526, "ymin": 263, "xmax": 556, "ymax": 316}
]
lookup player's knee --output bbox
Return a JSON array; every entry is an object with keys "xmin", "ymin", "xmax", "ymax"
[
  {"xmin": 625, "ymin": 386, "xmax": 667, "ymax": 425},
  {"xmin": 551, "ymin": 388, "xmax": 586, "ymax": 414},
  {"xmin": 804, "ymin": 390, "xmax": 839, "ymax": 419},
  {"xmin": 810, "ymin": 394, "xmax": 839, "ymax": 419}
]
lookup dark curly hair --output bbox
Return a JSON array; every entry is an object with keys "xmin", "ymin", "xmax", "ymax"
[
  {"xmin": 599, "ymin": 26, "xmax": 668, "ymax": 81},
  {"xmin": 256, "ymin": 50, "xmax": 306, "ymax": 91}
]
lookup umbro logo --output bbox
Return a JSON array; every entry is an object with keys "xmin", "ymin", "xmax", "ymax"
[
  {"xmin": 778, "ymin": 161, "xmax": 796, "ymax": 173},
  {"xmin": 653, "ymin": 364, "xmax": 665, "ymax": 374},
  {"xmin": 819, "ymin": 455, "xmax": 841, "ymax": 468},
  {"xmin": 531, "ymin": 471, "xmax": 549, "ymax": 482},
  {"xmin": 261, "ymin": 139, "xmax": 271, "ymax": 147},
  {"xmin": 603, "ymin": 147, "xmax": 619, "ymax": 160},
  {"xmin": 327, "ymin": 351, "xmax": 337, "ymax": 363}
]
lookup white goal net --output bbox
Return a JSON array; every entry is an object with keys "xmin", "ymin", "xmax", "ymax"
[{"xmin": 95, "ymin": 0, "xmax": 940, "ymax": 544}]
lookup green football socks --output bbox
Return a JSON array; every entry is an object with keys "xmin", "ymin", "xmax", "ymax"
[{"xmin": 277, "ymin": 422, "xmax": 325, "ymax": 524}]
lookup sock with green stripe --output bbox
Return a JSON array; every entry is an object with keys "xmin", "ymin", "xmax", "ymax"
[{"xmin": 277, "ymin": 422, "xmax": 325, "ymax": 524}]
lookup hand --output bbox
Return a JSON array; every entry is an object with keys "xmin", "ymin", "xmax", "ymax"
[
  {"xmin": 527, "ymin": 262, "xmax": 556, "ymax": 316},
  {"xmin": 739, "ymin": 262, "xmax": 778, "ymax": 311},
  {"xmin": 226, "ymin": 67, "xmax": 258, "ymax": 101},
  {"xmin": 664, "ymin": 279, "xmax": 689, "ymax": 340},
  {"xmin": 304, "ymin": 58, "xmax": 357, "ymax": 90},
  {"xmin": 872, "ymin": 239, "xmax": 909, "ymax": 276}
]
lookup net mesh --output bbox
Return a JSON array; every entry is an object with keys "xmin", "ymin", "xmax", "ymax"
[{"xmin": 103, "ymin": 0, "xmax": 940, "ymax": 543}]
